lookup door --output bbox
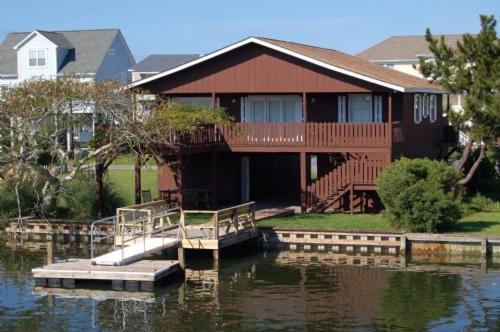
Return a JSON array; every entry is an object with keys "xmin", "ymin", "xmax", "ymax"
[
  {"xmin": 241, "ymin": 157, "xmax": 250, "ymax": 202},
  {"xmin": 349, "ymin": 94, "xmax": 373, "ymax": 123}
]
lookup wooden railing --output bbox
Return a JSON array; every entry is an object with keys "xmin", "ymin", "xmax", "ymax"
[
  {"xmin": 307, "ymin": 155, "xmax": 388, "ymax": 209},
  {"xmin": 180, "ymin": 202, "xmax": 256, "ymax": 240},
  {"xmin": 174, "ymin": 123, "xmax": 391, "ymax": 149}
]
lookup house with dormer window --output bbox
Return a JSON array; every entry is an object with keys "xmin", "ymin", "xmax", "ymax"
[{"xmin": 0, "ymin": 29, "xmax": 135, "ymax": 147}]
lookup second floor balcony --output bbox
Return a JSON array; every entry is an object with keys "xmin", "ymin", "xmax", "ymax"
[{"xmin": 172, "ymin": 122, "xmax": 392, "ymax": 151}]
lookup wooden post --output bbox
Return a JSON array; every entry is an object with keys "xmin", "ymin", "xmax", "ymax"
[
  {"xmin": 211, "ymin": 152, "xmax": 218, "ymax": 209},
  {"xmin": 302, "ymin": 92, "xmax": 307, "ymax": 122},
  {"xmin": 349, "ymin": 184, "xmax": 354, "ymax": 214},
  {"xmin": 213, "ymin": 249, "xmax": 220, "ymax": 270},
  {"xmin": 300, "ymin": 152, "xmax": 307, "ymax": 213},
  {"xmin": 388, "ymin": 92, "xmax": 393, "ymax": 161},
  {"xmin": 46, "ymin": 240, "xmax": 54, "ymax": 265},
  {"xmin": 178, "ymin": 247, "xmax": 186, "ymax": 269},
  {"xmin": 211, "ymin": 92, "xmax": 216, "ymax": 108}
]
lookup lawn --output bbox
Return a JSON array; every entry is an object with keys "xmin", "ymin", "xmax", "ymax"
[
  {"xmin": 451, "ymin": 212, "xmax": 500, "ymax": 236},
  {"xmin": 257, "ymin": 213, "xmax": 396, "ymax": 232},
  {"xmin": 106, "ymin": 168, "xmax": 158, "ymax": 206},
  {"xmin": 257, "ymin": 211, "xmax": 500, "ymax": 236}
]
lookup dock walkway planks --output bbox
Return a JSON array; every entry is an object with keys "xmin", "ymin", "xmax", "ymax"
[
  {"xmin": 92, "ymin": 237, "xmax": 178, "ymax": 266},
  {"xmin": 32, "ymin": 259, "xmax": 179, "ymax": 283}
]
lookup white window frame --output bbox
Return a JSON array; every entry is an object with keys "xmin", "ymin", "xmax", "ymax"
[
  {"xmin": 242, "ymin": 95, "xmax": 302, "ymax": 123},
  {"xmin": 338, "ymin": 95, "xmax": 346, "ymax": 123},
  {"xmin": 28, "ymin": 48, "xmax": 47, "ymax": 68},
  {"xmin": 422, "ymin": 94, "xmax": 430, "ymax": 118},
  {"xmin": 414, "ymin": 94, "xmax": 423, "ymax": 124},
  {"xmin": 374, "ymin": 95, "xmax": 383, "ymax": 123},
  {"xmin": 348, "ymin": 93, "xmax": 373, "ymax": 123},
  {"xmin": 429, "ymin": 95, "xmax": 437, "ymax": 122}
]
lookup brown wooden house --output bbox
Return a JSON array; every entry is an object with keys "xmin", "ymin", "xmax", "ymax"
[{"xmin": 131, "ymin": 37, "xmax": 451, "ymax": 213}]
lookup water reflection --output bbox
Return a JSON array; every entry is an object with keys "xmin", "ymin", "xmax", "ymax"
[{"xmin": 0, "ymin": 239, "xmax": 500, "ymax": 331}]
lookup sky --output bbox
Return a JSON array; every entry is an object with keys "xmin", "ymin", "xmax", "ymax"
[{"xmin": 0, "ymin": 0, "xmax": 498, "ymax": 61}]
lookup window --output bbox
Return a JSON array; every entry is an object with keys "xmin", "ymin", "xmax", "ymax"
[
  {"xmin": 349, "ymin": 94, "xmax": 373, "ymax": 123},
  {"xmin": 374, "ymin": 95, "xmax": 383, "ymax": 123},
  {"xmin": 29, "ymin": 49, "xmax": 46, "ymax": 67},
  {"xmin": 171, "ymin": 96, "xmax": 214, "ymax": 108},
  {"xmin": 338, "ymin": 95, "xmax": 346, "ymax": 123},
  {"xmin": 429, "ymin": 95, "xmax": 437, "ymax": 122},
  {"xmin": 242, "ymin": 96, "xmax": 301, "ymax": 123},
  {"xmin": 422, "ymin": 94, "xmax": 430, "ymax": 118},
  {"xmin": 414, "ymin": 94, "xmax": 423, "ymax": 124}
]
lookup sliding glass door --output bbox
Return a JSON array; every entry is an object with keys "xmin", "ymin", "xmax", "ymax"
[{"xmin": 242, "ymin": 96, "xmax": 302, "ymax": 123}]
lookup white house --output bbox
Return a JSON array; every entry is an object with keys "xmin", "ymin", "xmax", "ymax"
[{"xmin": 0, "ymin": 29, "xmax": 136, "ymax": 148}]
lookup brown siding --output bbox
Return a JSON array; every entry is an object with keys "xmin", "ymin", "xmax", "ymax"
[
  {"xmin": 395, "ymin": 93, "xmax": 445, "ymax": 159},
  {"xmin": 144, "ymin": 44, "xmax": 390, "ymax": 94}
]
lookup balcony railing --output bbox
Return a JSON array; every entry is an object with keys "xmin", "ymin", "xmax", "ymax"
[{"xmin": 173, "ymin": 122, "xmax": 391, "ymax": 149}]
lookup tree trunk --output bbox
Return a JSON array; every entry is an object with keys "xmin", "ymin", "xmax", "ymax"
[
  {"xmin": 457, "ymin": 144, "xmax": 487, "ymax": 186},
  {"xmin": 41, "ymin": 181, "xmax": 60, "ymax": 215},
  {"xmin": 95, "ymin": 161, "xmax": 105, "ymax": 217},
  {"xmin": 135, "ymin": 157, "xmax": 142, "ymax": 205},
  {"xmin": 456, "ymin": 139, "xmax": 474, "ymax": 172}
]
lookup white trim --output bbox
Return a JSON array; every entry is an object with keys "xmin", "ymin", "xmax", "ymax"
[
  {"xmin": 414, "ymin": 94, "xmax": 423, "ymax": 124},
  {"xmin": 338, "ymin": 95, "xmax": 346, "ymax": 123},
  {"xmin": 374, "ymin": 95, "xmax": 383, "ymax": 123},
  {"xmin": 429, "ymin": 95, "xmax": 437, "ymax": 122},
  {"xmin": 129, "ymin": 37, "xmax": 436, "ymax": 93},
  {"xmin": 14, "ymin": 30, "xmax": 58, "ymax": 50}
]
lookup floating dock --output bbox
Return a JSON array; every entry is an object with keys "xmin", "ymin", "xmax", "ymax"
[{"xmin": 32, "ymin": 259, "xmax": 179, "ymax": 291}]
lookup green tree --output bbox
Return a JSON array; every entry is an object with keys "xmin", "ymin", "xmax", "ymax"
[{"xmin": 419, "ymin": 15, "xmax": 500, "ymax": 186}]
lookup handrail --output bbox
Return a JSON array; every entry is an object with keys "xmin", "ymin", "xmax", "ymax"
[{"xmin": 181, "ymin": 201, "xmax": 255, "ymax": 241}]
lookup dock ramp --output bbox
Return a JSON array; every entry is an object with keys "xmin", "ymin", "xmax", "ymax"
[
  {"xmin": 92, "ymin": 237, "xmax": 178, "ymax": 266},
  {"xmin": 91, "ymin": 205, "xmax": 182, "ymax": 266}
]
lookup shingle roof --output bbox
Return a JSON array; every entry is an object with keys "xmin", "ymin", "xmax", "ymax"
[
  {"xmin": 0, "ymin": 29, "xmax": 122, "ymax": 76},
  {"xmin": 256, "ymin": 37, "xmax": 441, "ymax": 91},
  {"xmin": 131, "ymin": 36, "xmax": 442, "ymax": 92},
  {"xmin": 357, "ymin": 35, "xmax": 465, "ymax": 61},
  {"xmin": 131, "ymin": 54, "xmax": 200, "ymax": 73},
  {"xmin": 36, "ymin": 31, "xmax": 74, "ymax": 49}
]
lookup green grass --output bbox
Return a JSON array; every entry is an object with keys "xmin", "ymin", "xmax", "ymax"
[
  {"xmin": 451, "ymin": 212, "xmax": 500, "ymax": 236},
  {"xmin": 258, "ymin": 213, "xmax": 396, "ymax": 232},
  {"xmin": 257, "ymin": 211, "xmax": 500, "ymax": 236},
  {"xmin": 106, "ymin": 169, "xmax": 158, "ymax": 206}
]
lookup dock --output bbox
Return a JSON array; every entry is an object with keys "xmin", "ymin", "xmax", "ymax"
[
  {"xmin": 33, "ymin": 259, "xmax": 179, "ymax": 291},
  {"xmin": 31, "ymin": 201, "xmax": 270, "ymax": 291}
]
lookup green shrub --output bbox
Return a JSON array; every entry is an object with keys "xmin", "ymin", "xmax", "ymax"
[
  {"xmin": 462, "ymin": 194, "xmax": 500, "ymax": 215},
  {"xmin": 60, "ymin": 173, "xmax": 125, "ymax": 219},
  {"xmin": 377, "ymin": 158, "xmax": 462, "ymax": 233},
  {"xmin": 0, "ymin": 180, "xmax": 41, "ymax": 223}
]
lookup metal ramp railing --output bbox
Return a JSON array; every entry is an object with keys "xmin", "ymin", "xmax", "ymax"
[{"xmin": 90, "ymin": 203, "xmax": 182, "ymax": 266}]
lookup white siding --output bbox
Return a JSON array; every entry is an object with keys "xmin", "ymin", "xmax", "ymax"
[
  {"xmin": 95, "ymin": 32, "xmax": 135, "ymax": 83},
  {"xmin": 17, "ymin": 34, "xmax": 58, "ymax": 81}
]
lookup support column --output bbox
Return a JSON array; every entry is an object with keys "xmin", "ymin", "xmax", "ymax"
[
  {"xmin": 178, "ymin": 247, "xmax": 186, "ymax": 269},
  {"xmin": 302, "ymin": 92, "xmax": 307, "ymax": 122},
  {"xmin": 211, "ymin": 92, "xmax": 216, "ymax": 108},
  {"xmin": 210, "ymin": 152, "xmax": 218, "ymax": 209},
  {"xmin": 300, "ymin": 152, "xmax": 307, "ymax": 213},
  {"xmin": 134, "ymin": 156, "xmax": 142, "ymax": 204},
  {"xmin": 213, "ymin": 249, "xmax": 220, "ymax": 270},
  {"xmin": 388, "ymin": 92, "xmax": 393, "ymax": 162}
]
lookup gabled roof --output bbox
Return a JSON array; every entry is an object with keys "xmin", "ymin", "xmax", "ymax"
[
  {"xmin": 357, "ymin": 34, "xmax": 466, "ymax": 62},
  {"xmin": 131, "ymin": 54, "xmax": 200, "ymax": 73},
  {"xmin": 130, "ymin": 36, "xmax": 442, "ymax": 93},
  {"xmin": 14, "ymin": 30, "xmax": 74, "ymax": 50},
  {"xmin": 0, "ymin": 29, "xmax": 125, "ymax": 76}
]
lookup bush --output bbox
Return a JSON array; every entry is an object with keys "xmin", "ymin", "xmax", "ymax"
[
  {"xmin": 60, "ymin": 173, "xmax": 125, "ymax": 219},
  {"xmin": 377, "ymin": 158, "xmax": 462, "ymax": 233},
  {"xmin": 0, "ymin": 180, "xmax": 41, "ymax": 224}
]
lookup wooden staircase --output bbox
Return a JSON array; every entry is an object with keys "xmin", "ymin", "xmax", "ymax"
[{"xmin": 307, "ymin": 153, "xmax": 387, "ymax": 212}]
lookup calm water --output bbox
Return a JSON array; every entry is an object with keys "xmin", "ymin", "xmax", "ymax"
[{"xmin": 1, "ymin": 240, "xmax": 500, "ymax": 332}]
